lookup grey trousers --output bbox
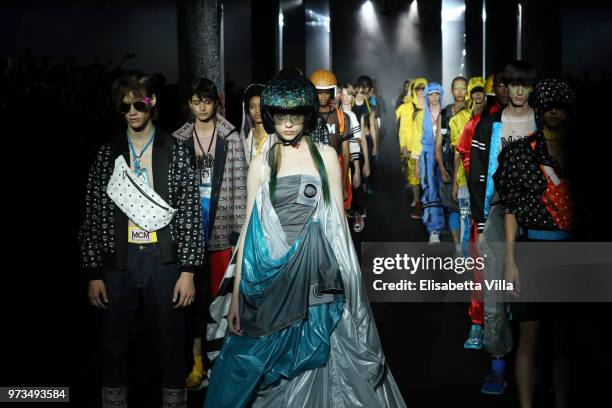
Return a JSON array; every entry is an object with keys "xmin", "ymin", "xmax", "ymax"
[{"xmin": 480, "ymin": 205, "xmax": 513, "ymax": 357}]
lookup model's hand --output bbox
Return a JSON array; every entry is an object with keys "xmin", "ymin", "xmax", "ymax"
[
  {"xmin": 452, "ymin": 181, "xmax": 458, "ymax": 200},
  {"xmin": 475, "ymin": 232, "xmax": 485, "ymax": 253},
  {"xmin": 88, "ymin": 280, "xmax": 108, "ymax": 309},
  {"xmin": 441, "ymin": 168, "xmax": 451, "ymax": 183},
  {"xmin": 227, "ymin": 293, "xmax": 242, "ymax": 336},
  {"xmin": 414, "ymin": 158, "xmax": 421, "ymax": 180},
  {"xmin": 363, "ymin": 161, "xmax": 371, "ymax": 178},
  {"xmin": 352, "ymin": 169, "xmax": 362, "ymax": 189},
  {"xmin": 173, "ymin": 272, "xmax": 195, "ymax": 308},
  {"xmin": 504, "ymin": 258, "xmax": 521, "ymax": 297}
]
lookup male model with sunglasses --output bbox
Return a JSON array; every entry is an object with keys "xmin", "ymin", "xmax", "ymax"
[{"xmin": 79, "ymin": 75, "xmax": 203, "ymax": 408}]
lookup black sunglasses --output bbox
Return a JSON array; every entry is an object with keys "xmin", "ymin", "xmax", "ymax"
[{"xmin": 118, "ymin": 98, "xmax": 151, "ymax": 114}]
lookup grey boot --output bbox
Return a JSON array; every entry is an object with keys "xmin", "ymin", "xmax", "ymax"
[
  {"xmin": 162, "ymin": 388, "xmax": 187, "ymax": 408},
  {"xmin": 101, "ymin": 387, "xmax": 127, "ymax": 408}
]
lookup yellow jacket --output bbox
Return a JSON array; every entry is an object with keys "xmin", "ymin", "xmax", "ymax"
[
  {"xmin": 398, "ymin": 77, "xmax": 427, "ymax": 157},
  {"xmin": 410, "ymin": 109, "xmax": 424, "ymax": 158},
  {"xmin": 396, "ymin": 102, "xmax": 415, "ymax": 150},
  {"xmin": 449, "ymin": 108, "xmax": 471, "ymax": 186}
]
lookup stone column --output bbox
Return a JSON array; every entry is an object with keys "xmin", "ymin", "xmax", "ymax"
[{"xmin": 177, "ymin": 0, "xmax": 224, "ymax": 101}]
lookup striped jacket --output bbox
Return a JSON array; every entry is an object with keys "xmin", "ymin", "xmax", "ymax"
[{"xmin": 467, "ymin": 109, "xmax": 503, "ymax": 233}]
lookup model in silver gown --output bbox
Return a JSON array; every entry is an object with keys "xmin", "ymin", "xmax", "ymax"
[{"xmin": 204, "ymin": 168, "xmax": 407, "ymax": 407}]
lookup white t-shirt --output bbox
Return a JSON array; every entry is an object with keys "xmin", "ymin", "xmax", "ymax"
[
  {"xmin": 500, "ymin": 107, "xmax": 536, "ymax": 150},
  {"xmin": 342, "ymin": 107, "xmax": 362, "ymax": 160}
]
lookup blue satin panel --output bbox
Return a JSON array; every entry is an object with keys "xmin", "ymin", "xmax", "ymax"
[
  {"xmin": 200, "ymin": 195, "xmax": 210, "ymax": 242},
  {"xmin": 240, "ymin": 207, "xmax": 300, "ymax": 302}
]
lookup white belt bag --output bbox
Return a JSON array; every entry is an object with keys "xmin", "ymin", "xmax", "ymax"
[{"xmin": 106, "ymin": 156, "xmax": 177, "ymax": 232}]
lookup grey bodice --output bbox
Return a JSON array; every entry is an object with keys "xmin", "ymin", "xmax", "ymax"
[{"xmin": 273, "ymin": 174, "xmax": 321, "ymax": 246}]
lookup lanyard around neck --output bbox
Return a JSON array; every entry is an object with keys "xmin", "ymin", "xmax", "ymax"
[
  {"xmin": 193, "ymin": 122, "xmax": 216, "ymax": 169},
  {"xmin": 127, "ymin": 128, "xmax": 155, "ymax": 172}
]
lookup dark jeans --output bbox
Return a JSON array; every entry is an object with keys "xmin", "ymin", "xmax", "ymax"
[
  {"xmin": 350, "ymin": 158, "xmax": 367, "ymax": 213},
  {"xmin": 101, "ymin": 244, "xmax": 185, "ymax": 388},
  {"xmin": 365, "ymin": 134, "xmax": 375, "ymax": 183}
]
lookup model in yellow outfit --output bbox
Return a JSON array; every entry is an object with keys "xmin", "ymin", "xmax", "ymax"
[
  {"xmin": 396, "ymin": 78, "xmax": 427, "ymax": 217},
  {"xmin": 396, "ymin": 80, "xmax": 413, "ymax": 156},
  {"xmin": 396, "ymin": 78, "xmax": 427, "ymax": 185},
  {"xmin": 449, "ymin": 76, "xmax": 486, "ymax": 191}
]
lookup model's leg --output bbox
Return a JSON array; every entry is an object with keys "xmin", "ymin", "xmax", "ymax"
[
  {"xmin": 448, "ymin": 210, "xmax": 461, "ymax": 246},
  {"xmin": 145, "ymin": 246, "xmax": 187, "ymax": 408},
  {"xmin": 553, "ymin": 319, "xmax": 570, "ymax": 408},
  {"xmin": 100, "ymin": 268, "xmax": 138, "ymax": 408},
  {"xmin": 351, "ymin": 159, "xmax": 366, "ymax": 232},
  {"xmin": 185, "ymin": 261, "xmax": 209, "ymax": 390},
  {"xmin": 481, "ymin": 206, "xmax": 512, "ymax": 394},
  {"xmin": 516, "ymin": 321, "xmax": 540, "ymax": 408},
  {"xmin": 409, "ymin": 157, "xmax": 422, "ymax": 218}
]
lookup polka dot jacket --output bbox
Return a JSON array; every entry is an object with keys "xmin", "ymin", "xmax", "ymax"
[{"xmin": 493, "ymin": 132, "xmax": 569, "ymax": 231}]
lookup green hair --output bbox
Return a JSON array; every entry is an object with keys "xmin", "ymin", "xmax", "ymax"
[{"xmin": 268, "ymin": 136, "xmax": 330, "ymax": 205}]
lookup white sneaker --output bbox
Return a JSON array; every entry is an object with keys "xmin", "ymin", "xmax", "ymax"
[
  {"xmin": 429, "ymin": 231, "xmax": 441, "ymax": 244},
  {"xmin": 410, "ymin": 197, "xmax": 416, "ymax": 207}
]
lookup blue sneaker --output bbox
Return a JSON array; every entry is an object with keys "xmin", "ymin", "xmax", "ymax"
[
  {"xmin": 464, "ymin": 324, "xmax": 483, "ymax": 350},
  {"xmin": 481, "ymin": 359, "xmax": 507, "ymax": 395}
]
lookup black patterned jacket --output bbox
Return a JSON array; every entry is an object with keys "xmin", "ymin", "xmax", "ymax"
[
  {"xmin": 493, "ymin": 132, "xmax": 563, "ymax": 230},
  {"xmin": 79, "ymin": 128, "xmax": 204, "ymax": 280}
]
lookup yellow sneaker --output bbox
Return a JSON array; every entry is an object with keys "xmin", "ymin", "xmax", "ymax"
[
  {"xmin": 186, "ymin": 356, "xmax": 208, "ymax": 390},
  {"xmin": 186, "ymin": 368, "xmax": 208, "ymax": 390}
]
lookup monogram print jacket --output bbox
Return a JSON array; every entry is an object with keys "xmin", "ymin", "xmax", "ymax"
[{"xmin": 79, "ymin": 129, "xmax": 204, "ymax": 279}]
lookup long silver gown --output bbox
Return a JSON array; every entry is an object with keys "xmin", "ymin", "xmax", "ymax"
[{"xmin": 205, "ymin": 170, "xmax": 407, "ymax": 408}]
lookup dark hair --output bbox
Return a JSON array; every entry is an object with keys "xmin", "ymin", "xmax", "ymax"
[
  {"xmin": 503, "ymin": 60, "xmax": 537, "ymax": 87},
  {"xmin": 112, "ymin": 74, "xmax": 158, "ymax": 120},
  {"xmin": 451, "ymin": 76, "xmax": 468, "ymax": 88},
  {"xmin": 242, "ymin": 84, "xmax": 265, "ymax": 136},
  {"xmin": 243, "ymin": 83, "xmax": 264, "ymax": 106},
  {"xmin": 189, "ymin": 77, "xmax": 219, "ymax": 103},
  {"xmin": 493, "ymin": 72, "xmax": 505, "ymax": 86},
  {"xmin": 356, "ymin": 75, "xmax": 373, "ymax": 89}
]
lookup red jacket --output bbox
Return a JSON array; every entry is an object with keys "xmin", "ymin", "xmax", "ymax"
[{"xmin": 457, "ymin": 102, "xmax": 500, "ymax": 175}]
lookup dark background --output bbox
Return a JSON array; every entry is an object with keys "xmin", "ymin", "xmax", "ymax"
[{"xmin": 1, "ymin": 0, "xmax": 611, "ymax": 406}]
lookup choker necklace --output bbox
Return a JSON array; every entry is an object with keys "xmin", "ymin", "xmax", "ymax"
[{"xmin": 276, "ymin": 130, "xmax": 303, "ymax": 148}]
